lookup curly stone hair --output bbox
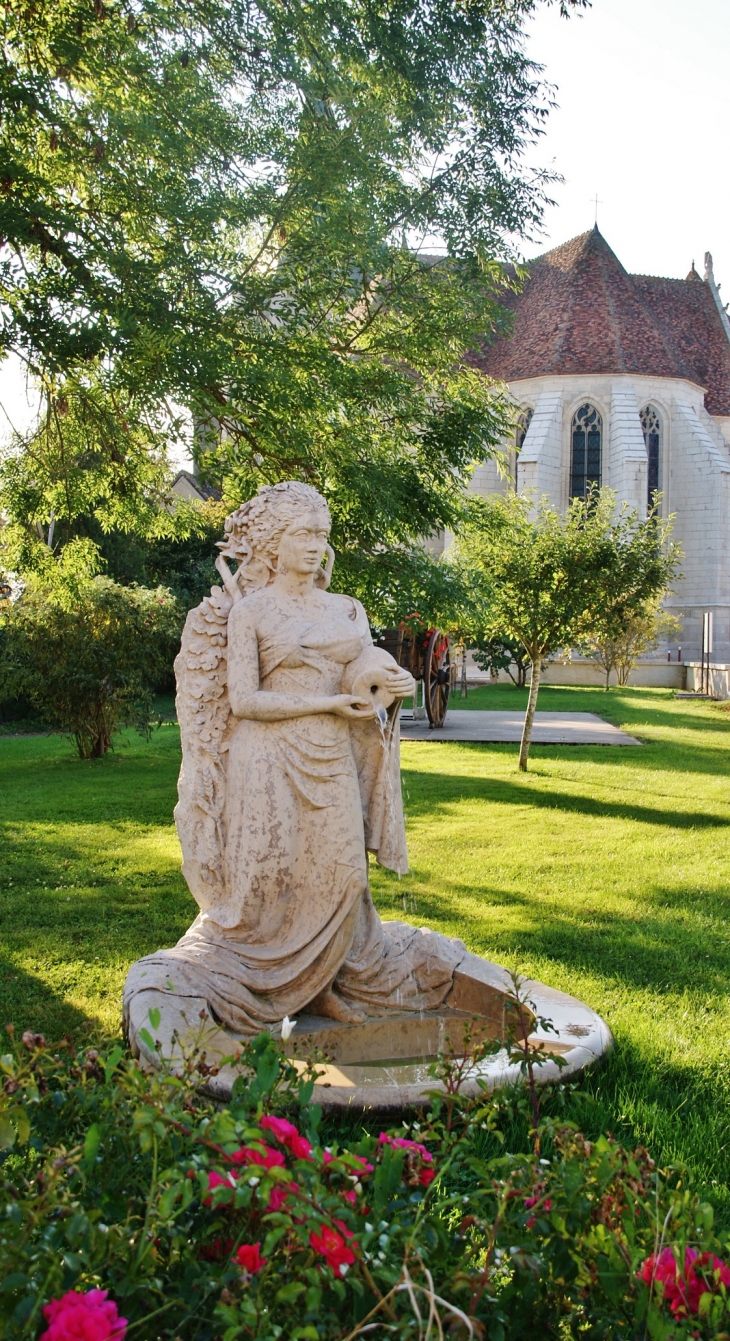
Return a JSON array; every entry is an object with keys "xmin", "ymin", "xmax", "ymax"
[{"xmin": 216, "ymin": 481, "xmax": 332, "ymax": 594}]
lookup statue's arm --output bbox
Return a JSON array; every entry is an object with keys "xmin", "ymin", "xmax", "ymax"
[
  {"xmin": 351, "ymin": 600, "xmax": 415, "ymax": 700},
  {"xmin": 227, "ymin": 602, "xmax": 375, "ymax": 722}
]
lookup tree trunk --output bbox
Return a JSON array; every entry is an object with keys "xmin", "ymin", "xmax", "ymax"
[{"xmin": 518, "ymin": 657, "xmax": 541, "ymax": 771}]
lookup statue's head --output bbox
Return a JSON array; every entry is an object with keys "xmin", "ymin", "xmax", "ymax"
[{"xmin": 217, "ymin": 482, "xmax": 333, "ymax": 593}]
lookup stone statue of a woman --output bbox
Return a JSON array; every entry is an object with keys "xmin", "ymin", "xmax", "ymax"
[{"xmin": 123, "ymin": 481, "xmax": 465, "ymax": 1041}]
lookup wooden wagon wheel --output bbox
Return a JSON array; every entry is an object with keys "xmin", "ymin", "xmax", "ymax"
[{"xmin": 424, "ymin": 629, "xmax": 451, "ymax": 728}]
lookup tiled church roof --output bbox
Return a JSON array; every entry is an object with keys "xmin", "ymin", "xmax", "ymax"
[{"xmin": 472, "ymin": 226, "xmax": 730, "ymax": 415}]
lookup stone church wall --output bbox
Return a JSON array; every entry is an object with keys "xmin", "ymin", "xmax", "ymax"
[{"xmin": 466, "ymin": 373, "xmax": 730, "ymax": 662}]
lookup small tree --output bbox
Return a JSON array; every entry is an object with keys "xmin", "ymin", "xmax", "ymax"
[
  {"xmin": 458, "ymin": 492, "xmax": 680, "ymax": 770},
  {"xmin": 585, "ymin": 601, "xmax": 683, "ymax": 689},
  {"xmin": 0, "ymin": 550, "xmax": 181, "ymax": 758}
]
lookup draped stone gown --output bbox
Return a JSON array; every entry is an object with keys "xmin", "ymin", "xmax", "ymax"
[{"xmin": 123, "ymin": 588, "xmax": 464, "ymax": 1035}]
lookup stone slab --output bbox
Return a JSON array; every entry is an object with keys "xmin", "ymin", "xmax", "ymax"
[
  {"xmin": 400, "ymin": 709, "xmax": 641, "ymax": 746},
  {"xmin": 126, "ymin": 950, "xmax": 613, "ymax": 1111}
]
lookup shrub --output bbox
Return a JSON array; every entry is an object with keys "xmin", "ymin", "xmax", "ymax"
[
  {"xmin": 0, "ymin": 571, "xmax": 181, "ymax": 758},
  {"xmin": 583, "ymin": 600, "xmax": 683, "ymax": 689},
  {"xmin": 2, "ymin": 1021, "xmax": 730, "ymax": 1340},
  {"xmin": 471, "ymin": 636, "xmax": 531, "ymax": 688}
]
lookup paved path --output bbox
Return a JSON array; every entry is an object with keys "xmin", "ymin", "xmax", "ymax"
[{"xmin": 400, "ymin": 709, "xmax": 641, "ymax": 746}]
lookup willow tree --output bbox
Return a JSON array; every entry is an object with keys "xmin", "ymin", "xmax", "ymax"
[
  {"xmin": 1, "ymin": 0, "xmax": 585, "ymax": 616},
  {"xmin": 457, "ymin": 491, "xmax": 680, "ymax": 770}
]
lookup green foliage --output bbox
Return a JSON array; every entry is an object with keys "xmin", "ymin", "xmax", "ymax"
[
  {"xmin": 0, "ymin": 381, "xmax": 175, "ymax": 567},
  {"xmin": 0, "ymin": 0, "xmax": 584, "ymax": 616},
  {"xmin": 0, "ymin": 376, "xmax": 223, "ymax": 612},
  {"xmin": 455, "ymin": 490, "xmax": 681, "ymax": 766},
  {"xmin": 459, "ymin": 491, "xmax": 680, "ymax": 665},
  {"xmin": 0, "ymin": 565, "xmax": 181, "ymax": 757},
  {"xmin": 6, "ymin": 689, "xmax": 730, "ymax": 1213},
  {"xmin": 471, "ymin": 635, "xmax": 531, "ymax": 687},
  {"xmin": 2, "ymin": 1021, "xmax": 729, "ymax": 1340},
  {"xmin": 584, "ymin": 599, "xmax": 684, "ymax": 690}
]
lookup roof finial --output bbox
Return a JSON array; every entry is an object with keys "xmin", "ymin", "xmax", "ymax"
[{"xmin": 591, "ymin": 193, "xmax": 603, "ymax": 226}]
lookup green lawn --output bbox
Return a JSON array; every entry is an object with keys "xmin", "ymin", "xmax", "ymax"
[{"xmin": 3, "ymin": 685, "xmax": 730, "ymax": 1215}]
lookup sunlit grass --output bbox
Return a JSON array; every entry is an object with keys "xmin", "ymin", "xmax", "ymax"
[{"xmin": 2, "ymin": 686, "xmax": 730, "ymax": 1216}]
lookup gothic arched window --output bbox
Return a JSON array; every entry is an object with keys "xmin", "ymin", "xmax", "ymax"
[
  {"xmin": 516, "ymin": 407, "xmax": 533, "ymax": 451},
  {"xmin": 570, "ymin": 403, "xmax": 602, "ymax": 500},
  {"xmin": 640, "ymin": 404, "xmax": 661, "ymax": 508},
  {"xmin": 514, "ymin": 407, "xmax": 533, "ymax": 486}
]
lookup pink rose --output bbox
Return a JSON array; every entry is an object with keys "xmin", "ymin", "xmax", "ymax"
[
  {"xmin": 203, "ymin": 1168, "xmax": 237, "ymax": 1205},
  {"xmin": 378, "ymin": 1132, "xmax": 433, "ymax": 1163},
  {"xmin": 266, "ymin": 1180, "xmax": 298, "ymax": 1211},
  {"xmin": 230, "ymin": 1145, "xmax": 286, "ymax": 1170},
  {"xmin": 378, "ymin": 1132, "xmax": 435, "ymax": 1187},
  {"xmin": 638, "ymin": 1246, "xmax": 730, "ymax": 1318},
  {"xmin": 260, "ymin": 1114, "xmax": 312, "ymax": 1160},
  {"xmin": 42, "ymin": 1290, "xmax": 127, "ymax": 1341},
  {"xmin": 260, "ymin": 1115, "xmax": 299, "ymax": 1143}
]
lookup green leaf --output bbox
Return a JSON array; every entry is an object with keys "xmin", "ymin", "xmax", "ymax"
[
  {"xmin": 138, "ymin": 1027, "xmax": 155, "ymax": 1051},
  {"xmin": 104, "ymin": 1045, "xmax": 124, "ymax": 1080},
  {"xmin": 276, "ymin": 1282, "xmax": 306, "ymax": 1303},
  {"xmin": 82, "ymin": 1122, "xmax": 102, "ymax": 1167},
  {"xmin": 10, "ymin": 1106, "xmax": 30, "ymax": 1145},
  {"xmin": 254, "ymin": 1047, "xmax": 280, "ymax": 1097},
  {"xmin": 372, "ymin": 1147, "xmax": 405, "ymax": 1215},
  {"xmin": 148, "ymin": 1007, "xmax": 161, "ymax": 1030},
  {"xmin": 0, "ymin": 1274, "xmax": 29, "ymax": 1294},
  {"xmin": 0, "ymin": 1110, "xmax": 23, "ymax": 1149},
  {"xmin": 158, "ymin": 1184, "xmax": 180, "ymax": 1219},
  {"xmin": 304, "ymin": 1285, "xmax": 322, "ymax": 1312}
]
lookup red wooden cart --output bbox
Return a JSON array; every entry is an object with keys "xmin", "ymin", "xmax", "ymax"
[{"xmin": 375, "ymin": 625, "xmax": 456, "ymax": 728}]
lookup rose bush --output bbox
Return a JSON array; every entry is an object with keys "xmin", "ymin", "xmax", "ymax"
[{"xmin": 2, "ymin": 1020, "xmax": 730, "ymax": 1339}]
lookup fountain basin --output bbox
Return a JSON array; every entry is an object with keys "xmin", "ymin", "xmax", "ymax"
[{"xmin": 126, "ymin": 951, "xmax": 611, "ymax": 1111}]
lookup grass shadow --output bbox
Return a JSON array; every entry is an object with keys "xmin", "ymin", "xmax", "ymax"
[{"xmin": 400, "ymin": 761, "xmax": 730, "ymax": 829}]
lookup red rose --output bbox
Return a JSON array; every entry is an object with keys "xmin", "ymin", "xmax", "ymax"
[
  {"xmin": 310, "ymin": 1221, "xmax": 357, "ymax": 1276},
  {"xmin": 288, "ymin": 1132, "xmax": 313, "ymax": 1160},
  {"xmin": 235, "ymin": 1242, "xmax": 267, "ymax": 1275},
  {"xmin": 378, "ymin": 1132, "xmax": 434, "ymax": 1187}
]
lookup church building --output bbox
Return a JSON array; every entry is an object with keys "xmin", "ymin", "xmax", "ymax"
[{"xmin": 470, "ymin": 226, "xmax": 730, "ymax": 663}]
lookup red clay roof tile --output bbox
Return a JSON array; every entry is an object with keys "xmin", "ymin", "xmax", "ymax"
[{"xmin": 472, "ymin": 227, "xmax": 730, "ymax": 415}]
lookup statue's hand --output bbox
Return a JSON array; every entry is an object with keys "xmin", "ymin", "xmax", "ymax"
[
  {"xmin": 384, "ymin": 668, "xmax": 416, "ymax": 700},
  {"xmin": 328, "ymin": 694, "xmax": 377, "ymax": 720}
]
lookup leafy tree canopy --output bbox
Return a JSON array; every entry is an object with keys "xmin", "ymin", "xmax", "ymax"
[
  {"xmin": 1, "ymin": 0, "xmax": 585, "ymax": 618},
  {"xmin": 455, "ymin": 490, "xmax": 681, "ymax": 767}
]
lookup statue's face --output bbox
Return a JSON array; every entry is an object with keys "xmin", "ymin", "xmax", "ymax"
[{"xmin": 277, "ymin": 509, "xmax": 330, "ymax": 576}]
